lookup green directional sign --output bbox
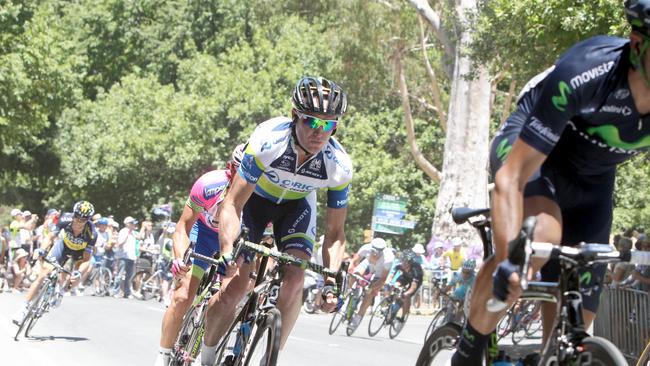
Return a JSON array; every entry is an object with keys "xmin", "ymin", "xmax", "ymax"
[{"xmin": 372, "ymin": 194, "xmax": 415, "ymax": 235}]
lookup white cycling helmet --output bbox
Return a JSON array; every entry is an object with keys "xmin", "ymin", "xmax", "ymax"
[{"xmin": 370, "ymin": 238, "xmax": 387, "ymax": 251}]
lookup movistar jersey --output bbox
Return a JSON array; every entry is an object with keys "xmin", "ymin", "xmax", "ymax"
[
  {"xmin": 501, "ymin": 35, "xmax": 650, "ymax": 175},
  {"xmin": 239, "ymin": 117, "xmax": 353, "ymax": 208}
]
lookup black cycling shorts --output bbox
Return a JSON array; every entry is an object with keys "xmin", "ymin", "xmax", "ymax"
[
  {"xmin": 489, "ymin": 120, "xmax": 614, "ymax": 313},
  {"xmin": 242, "ymin": 192, "xmax": 316, "ymax": 258}
]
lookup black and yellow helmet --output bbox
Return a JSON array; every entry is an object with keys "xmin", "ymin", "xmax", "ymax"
[{"xmin": 72, "ymin": 200, "xmax": 95, "ymax": 219}]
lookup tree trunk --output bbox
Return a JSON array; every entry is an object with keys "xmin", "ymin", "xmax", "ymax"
[{"xmin": 430, "ymin": 0, "xmax": 491, "ymax": 242}]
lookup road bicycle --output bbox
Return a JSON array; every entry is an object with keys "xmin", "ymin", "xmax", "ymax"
[
  {"xmin": 423, "ymin": 291, "xmax": 464, "ymax": 341},
  {"xmin": 132, "ymin": 255, "xmax": 170, "ymax": 301},
  {"xmin": 367, "ymin": 283, "xmax": 408, "ymax": 339},
  {"xmin": 214, "ymin": 232, "xmax": 348, "ymax": 366},
  {"xmin": 14, "ymin": 254, "xmax": 73, "ymax": 340},
  {"xmin": 84, "ymin": 257, "xmax": 113, "ymax": 296},
  {"xmin": 169, "ymin": 244, "xmax": 226, "ymax": 366},
  {"xmin": 417, "ymin": 210, "xmax": 650, "ymax": 365},
  {"xmin": 496, "ymin": 299, "xmax": 542, "ymax": 345},
  {"xmin": 328, "ymin": 272, "xmax": 372, "ymax": 336}
]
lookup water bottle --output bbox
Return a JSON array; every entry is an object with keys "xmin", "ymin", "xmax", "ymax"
[
  {"xmin": 492, "ymin": 350, "xmax": 514, "ymax": 366},
  {"xmin": 232, "ymin": 321, "xmax": 252, "ymax": 356}
]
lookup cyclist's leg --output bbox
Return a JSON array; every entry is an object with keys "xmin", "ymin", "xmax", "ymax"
[
  {"xmin": 357, "ymin": 277, "xmax": 383, "ymax": 318},
  {"xmin": 160, "ymin": 221, "xmax": 212, "ymax": 348},
  {"xmin": 541, "ymin": 171, "xmax": 615, "ymax": 337},
  {"xmin": 202, "ymin": 196, "xmax": 271, "ymax": 349},
  {"xmin": 274, "ymin": 193, "xmax": 317, "ymax": 349},
  {"xmin": 453, "ymin": 125, "xmax": 563, "ymax": 365}
]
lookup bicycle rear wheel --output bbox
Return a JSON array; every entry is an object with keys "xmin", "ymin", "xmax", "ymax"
[
  {"xmin": 243, "ymin": 308, "xmax": 281, "ymax": 366},
  {"xmin": 496, "ymin": 309, "xmax": 513, "ymax": 340},
  {"xmin": 577, "ymin": 337, "xmax": 628, "ymax": 366},
  {"xmin": 416, "ymin": 322, "xmax": 463, "ymax": 366},
  {"xmin": 368, "ymin": 297, "xmax": 390, "ymax": 337}
]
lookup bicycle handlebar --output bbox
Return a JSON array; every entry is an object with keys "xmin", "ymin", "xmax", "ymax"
[{"xmin": 487, "ymin": 218, "xmax": 650, "ymax": 312}]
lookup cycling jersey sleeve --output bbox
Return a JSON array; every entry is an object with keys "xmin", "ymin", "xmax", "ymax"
[
  {"xmin": 325, "ymin": 139, "xmax": 353, "ymax": 208},
  {"xmin": 238, "ymin": 117, "xmax": 292, "ymax": 184},
  {"xmin": 519, "ymin": 41, "xmax": 612, "ymax": 155}
]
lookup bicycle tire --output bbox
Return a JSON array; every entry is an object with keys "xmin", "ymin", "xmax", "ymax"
[
  {"xmin": 524, "ymin": 306, "xmax": 542, "ymax": 337},
  {"xmin": 302, "ymin": 285, "xmax": 317, "ymax": 314},
  {"xmin": 15, "ymin": 279, "xmax": 50, "ymax": 340},
  {"xmin": 416, "ymin": 322, "xmax": 463, "ymax": 366},
  {"xmin": 328, "ymin": 293, "xmax": 351, "ymax": 335},
  {"xmin": 170, "ymin": 305, "xmax": 206, "ymax": 366},
  {"xmin": 345, "ymin": 293, "xmax": 362, "ymax": 337},
  {"xmin": 511, "ymin": 319, "xmax": 526, "ymax": 345},
  {"xmin": 538, "ymin": 335, "xmax": 627, "ymax": 366},
  {"xmin": 389, "ymin": 311, "xmax": 408, "ymax": 339},
  {"xmin": 141, "ymin": 272, "xmax": 161, "ymax": 301},
  {"xmin": 424, "ymin": 308, "xmax": 447, "ymax": 341},
  {"xmin": 243, "ymin": 308, "xmax": 281, "ymax": 366},
  {"xmin": 215, "ymin": 302, "xmax": 251, "ymax": 366},
  {"xmin": 367, "ymin": 297, "xmax": 390, "ymax": 337},
  {"xmin": 637, "ymin": 340, "xmax": 650, "ymax": 366},
  {"xmin": 496, "ymin": 309, "xmax": 513, "ymax": 340},
  {"xmin": 98, "ymin": 267, "xmax": 112, "ymax": 296}
]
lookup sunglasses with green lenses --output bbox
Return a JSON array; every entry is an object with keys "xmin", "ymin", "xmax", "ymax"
[{"xmin": 297, "ymin": 112, "xmax": 338, "ymax": 133}]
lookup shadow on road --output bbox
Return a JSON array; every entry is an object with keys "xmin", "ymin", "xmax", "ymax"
[{"xmin": 26, "ymin": 335, "xmax": 90, "ymax": 342}]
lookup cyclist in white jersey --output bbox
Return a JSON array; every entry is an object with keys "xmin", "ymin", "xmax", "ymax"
[
  {"xmin": 348, "ymin": 237, "xmax": 395, "ymax": 329},
  {"xmin": 200, "ymin": 77, "xmax": 352, "ymax": 365}
]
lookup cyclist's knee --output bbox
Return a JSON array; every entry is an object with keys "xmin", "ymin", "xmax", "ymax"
[{"xmin": 280, "ymin": 268, "xmax": 304, "ymax": 298}]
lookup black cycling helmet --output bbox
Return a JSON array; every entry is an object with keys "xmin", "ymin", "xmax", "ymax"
[
  {"xmin": 401, "ymin": 249, "xmax": 418, "ymax": 264},
  {"xmin": 292, "ymin": 77, "xmax": 348, "ymax": 117},
  {"xmin": 626, "ymin": 0, "xmax": 650, "ymax": 35},
  {"xmin": 72, "ymin": 200, "xmax": 95, "ymax": 219}
]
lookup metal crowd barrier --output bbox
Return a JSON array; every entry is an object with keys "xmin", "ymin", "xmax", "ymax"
[{"xmin": 594, "ymin": 285, "xmax": 650, "ymax": 364}]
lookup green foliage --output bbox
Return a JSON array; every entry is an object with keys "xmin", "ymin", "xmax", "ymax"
[
  {"xmin": 473, "ymin": 0, "xmax": 627, "ymax": 84},
  {"xmin": 613, "ymin": 156, "xmax": 650, "ymax": 232}
]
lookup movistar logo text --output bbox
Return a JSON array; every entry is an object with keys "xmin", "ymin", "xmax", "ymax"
[
  {"xmin": 552, "ymin": 81, "xmax": 573, "ymax": 112},
  {"xmin": 586, "ymin": 125, "xmax": 650, "ymax": 150}
]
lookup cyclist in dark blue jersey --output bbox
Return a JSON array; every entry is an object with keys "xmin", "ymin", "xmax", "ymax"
[{"xmin": 452, "ymin": 2, "xmax": 650, "ymax": 364}]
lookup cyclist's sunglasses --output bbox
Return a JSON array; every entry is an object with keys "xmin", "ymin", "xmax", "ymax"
[
  {"xmin": 297, "ymin": 112, "xmax": 338, "ymax": 133},
  {"xmin": 73, "ymin": 215, "xmax": 88, "ymax": 222}
]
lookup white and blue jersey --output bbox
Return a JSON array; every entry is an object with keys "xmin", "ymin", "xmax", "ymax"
[{"xmin": 238, "ymin": 117, "xmax": 353, "ymax": 256}]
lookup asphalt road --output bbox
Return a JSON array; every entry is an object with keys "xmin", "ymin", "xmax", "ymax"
[{"xmin": 0, "ymin": 291, "xmax": 541, "ymax": 365}]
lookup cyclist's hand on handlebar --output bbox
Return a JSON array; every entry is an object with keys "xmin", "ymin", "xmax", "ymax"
[
  {"xmin": 223, "ymin": 254, "xmax": 242, "ymax": 278},
  {"xmin": 171, "ymin": 258, "xmax": 190, "ymax": 278},
  {"xmin": 320, "ymin": 281, "xmax": 339, "ymax": 313},
  {"xmin": 492, "ymin": 259, "xmax": 522, "ymax": 305}
]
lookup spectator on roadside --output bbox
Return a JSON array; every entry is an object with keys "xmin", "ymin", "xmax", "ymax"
[
  {"xmin": 138, "ymin": 220, "xmax": 157, "ymax": 255},
  {"xmin": 611, "ymin": 236, "xmax": 635, "ymax": 287},
  {"xmin": 412, "ymin": 243, "xmax": 426, "ymax": 265},
  {"xmin": 117, "ymin": 216, "xmax": 139, "ymax": 299},
  {"xmin": 628, "ymin": 235, "xmax": 650, "ymax": 292},
  {"xmin": 8, "ymin": 209, "xmax": 25, "ymax": 258},
  {"xmin": 425, "ymin": 240, "xmax": 446, "ymax": 270},
  {"xmin": 19, "ymin": 210, "xmax": 37, "ymax": 254},
  {"xmin": 11, "ymin": 248, "xmax": 31, "ymax": 292},
  {"xmin": 443, "ymin": 238, "xmax": 466, "ymax": 271},
  {"xmin": 34, "ymin": 209, "xmax": 60, "ymax": 252}
]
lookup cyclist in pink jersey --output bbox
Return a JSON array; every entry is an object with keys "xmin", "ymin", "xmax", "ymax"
[{"xmin": 154, "ymin": 145, "xmax": 244, "ymax": 366}]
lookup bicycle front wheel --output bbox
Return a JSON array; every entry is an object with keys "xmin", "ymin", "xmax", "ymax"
[
  {"xmin": 171, "ymin": 305, "xmax": 205, "ymax": 366},
  {"xmin": 577, "ymin": 337, "xmax": 628, "ymax": 366},
  {"xmin": 243, "ymin": 308, "xmax": 281, "ymax": 366},
  {"xmin": 424, "ymin": 308, "xmax": 446, "ymax": 341},
  {"xmin": 328, "ymin": 293, "xmax": 351, "ymax": 335},
  {"xmin": 368, "ymin": 298, "xmax": 390, "ymax": 337},
  {"xmin": 15, "ymin": 279, "xmax": 50, "ymax": 340},
  {"xmin": 416, "ymin": 322, "xmax": 463, "ymax": 366},
  {"xmin": 389, "ymin": 309, "xmax": 408, "ymax": 339}
]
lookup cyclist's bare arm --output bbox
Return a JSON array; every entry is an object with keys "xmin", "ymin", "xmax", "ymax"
[
  {"xmin": 321, "ymin": 206, "xmax": 347, "ymax": 273},
  {"xmin": 218, "ymin": 173, "xmax": 256, "ymax": 255},
  {"xmin": 172, "ymin": 205, "xmax": 201, "ymax": 260},
  {"xmin": 403, "ymin": 280, "xmax": 418, "ymax": 297}
]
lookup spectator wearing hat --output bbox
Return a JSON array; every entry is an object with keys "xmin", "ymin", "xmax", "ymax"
[
  {"xmin": 117, "ymin": 216, "xmax": 139, "ymax": 298},
  {"xmin": 11, "ymin": 248, "xmax": 32, "ymax": 293},
  {"xmin": 443, "ymin": 237, "xmax": 466, "ymax": 271},
  {"xmin": 34, "ymin": 209, "xmax": 60, "ymax": 252},
  {"xmin": 412, "ymin": 243, "xmax": 426, "ymax": 264}
]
